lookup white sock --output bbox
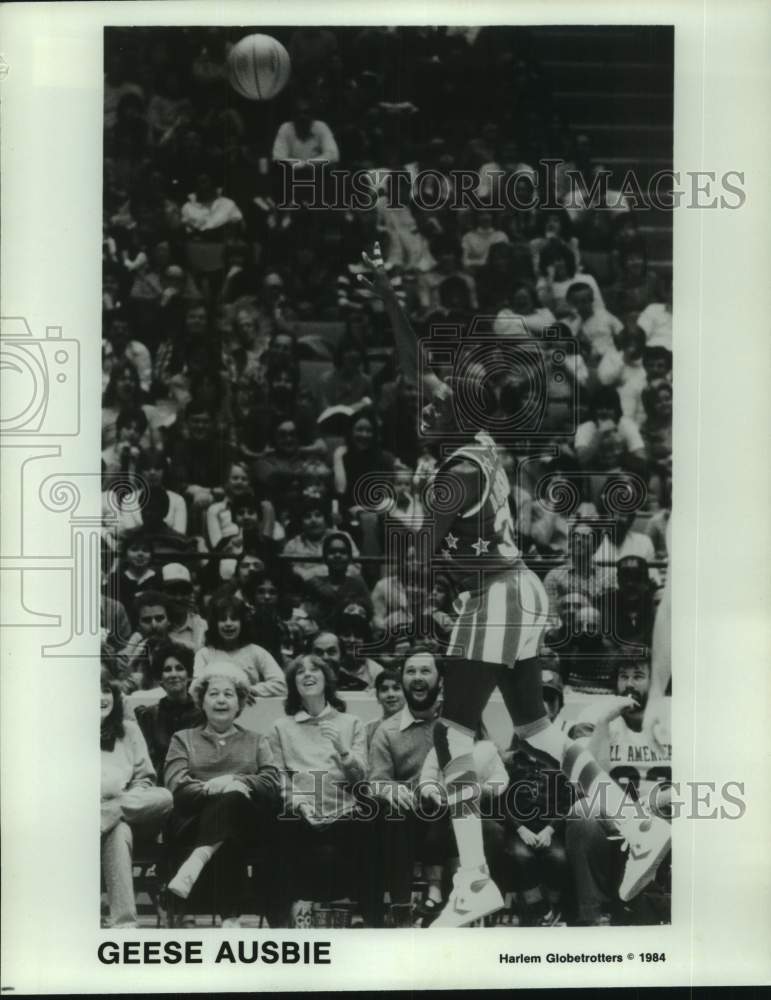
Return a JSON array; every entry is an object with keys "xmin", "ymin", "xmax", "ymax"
[
  {"xmin": 441, "ymin": 726, "xmax": 486, "ymax": 874},
  {"xmin": 168, "ymin": 842, "xmax": 221, "ymax": 899}
]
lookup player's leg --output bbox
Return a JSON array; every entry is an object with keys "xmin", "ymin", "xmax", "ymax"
[
  {"xmin": 431, "ymin": 654, "xmax": 504, "ymax": 926},
  {"xmin": 430, "ymin": 585, "xmax": 510, "ymax": 926}
]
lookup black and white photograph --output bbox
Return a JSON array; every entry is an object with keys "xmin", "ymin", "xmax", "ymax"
[
  {"xmin": 1, "ymin": 1, "xmax": 769, "ymax": 993},
  {"xmin": 98, "ymin": 22, "xmax": 674, "ymax": 932}
]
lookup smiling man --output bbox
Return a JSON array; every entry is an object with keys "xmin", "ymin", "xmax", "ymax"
[
  {"xmin": 565, "ymin": 658, "xmax": 672, "ymax": 926},
  {"xmin": 368, "ymin": 648, "xmax": 445, "ymax": 925}
]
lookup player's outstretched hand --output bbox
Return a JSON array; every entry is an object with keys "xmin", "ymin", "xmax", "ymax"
[{"xmin": 358, "ymin": 242, "xmax": 393, "ymax": 299}]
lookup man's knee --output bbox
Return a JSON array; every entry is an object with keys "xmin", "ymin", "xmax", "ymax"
[
  {"xmin": 505, "ymin": 831, "xmax": 535, "ymax": 865},
  {"xmin": 565, "ymin": 815, "xmax": 609, "ymax": 855}
]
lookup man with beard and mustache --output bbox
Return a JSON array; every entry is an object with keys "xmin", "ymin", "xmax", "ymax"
[
  {"xmin": 564, "ymin": 658, "xmax": 672, "ymax": 925},
  {"xmin": 368, "ymin": 648, "xmax": 446, "ymax": 926}
]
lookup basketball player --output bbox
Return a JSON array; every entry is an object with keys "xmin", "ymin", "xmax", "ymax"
[
  {"xmin": 565, "ymin": 659, "xmax": 672, "ymax": 925},
  {"xmin": 358, "ymin": 244, "xmax": 671, "ymax": 926}
]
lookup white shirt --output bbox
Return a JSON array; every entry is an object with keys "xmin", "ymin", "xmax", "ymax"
[
  {"xmin": 597, "ymin": 351, "xmax": 648, "ymax": 425},
  {"xmin": 636, "ymin": 303, "xmax": 672, "ymax": 351},
  {"xmin": 594, "ymin": 531, "xmax": 660, "ymax": 588},
  {"xmin": 575, "ymin": 417, "xmax": 645, "ymax": 456},
  {"xmin": 494, "ymin": 307, "xmax": 557, "ymax": 337},
  {"xmin": 398, "ymin": 705, "xmax": 430, "ymax": 732},
  {"xmin": 569, "ymin": 306, "xmax": 624, "ymax": 360},
  {"xmin": 181, "ymin": 194, "xmax": 243, "ymax": 233},
  {"xmin": 294, "ymin": 703, "xmax": 335, "ymax": 723},
  {"xmin": 537, "ymin": 271, "xmax": 606, "ymax": 312},
  {"xmin": 272, "ymin": 120, "xmax": 339, "ymax": 163}
]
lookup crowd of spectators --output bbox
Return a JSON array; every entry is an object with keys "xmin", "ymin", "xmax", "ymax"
[{"xmin": 101, "ymin": 26, "xmax": 672, "ymax": 930}]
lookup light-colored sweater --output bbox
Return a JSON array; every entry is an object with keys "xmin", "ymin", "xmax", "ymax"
[
  {"xmin": 101, "ymin": 719, "xmax": 157, "ymax": 800},
  {"xmin": 164, "ymin": 724, "xmax": 280, "ymax": 808},
  {"xmin": 193, "ymin": 644, "xmax": 287, "ymax": 698},
  {"xmin": 268, "ymin": 706, "xmax": 367, "ymax": 826}
]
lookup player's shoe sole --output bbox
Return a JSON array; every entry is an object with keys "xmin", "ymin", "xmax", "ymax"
[
  {"xmin": 432, "ymin": 876, "xmax": 504, "ymax": 928},
  {"xmin": 618, "ymin": 816, "xmax": 671, "ymax": 902}
]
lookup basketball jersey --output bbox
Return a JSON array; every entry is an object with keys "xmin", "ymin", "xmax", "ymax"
[
  {"xmin": 434, "ymin": 431, "xmax": 521, "ymax": 591},
  {"xmin": 605, "ymin": 717, "xmax": 672, "ymax": 803}
]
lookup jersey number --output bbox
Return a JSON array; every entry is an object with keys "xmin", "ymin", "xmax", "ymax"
[{"xmin": 610, "ymin": 765, "xmax": 672, "ymax": 801}]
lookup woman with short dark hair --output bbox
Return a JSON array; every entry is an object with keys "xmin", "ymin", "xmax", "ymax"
[
  {"xmin": 574, "ymin": 386, "xmax": 646, "ymax": 470},
  {"xmin": 134, "ymin": 641, "xmax": 203, "ymax": 774},
  {"xmin": 101, "ymin": 361, "xmax": 162, "ymax": 450}
]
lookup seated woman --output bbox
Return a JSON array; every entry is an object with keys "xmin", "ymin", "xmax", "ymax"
[
  {"xmin": 102, "ymin": 360, "xmax": 164, "ymax": 450},
  {"xmin": 100, "ymin": 666, "xmax": 173, "ymax": 928},
  {"xmin": 193, "ymin": 592, "xmax": 287, "ymax": 700},
  {"xmin": 103, "ymin": 447, "xmax": 187, "ymax": 541},
  {"xmin": 333, "ymin": 410, "xmax": 396, "ymax": 514},
  {"xmin": 263, "ymin": 359, "xmax": 324, "ymax": 454},
  {"xmin": 134, "ymin": 641, "xmax": 204, "ymax": 775},
  {"xmin": 101, "ymin": 406, "xmax": 149, "ymax": 480},
  {"xmin": 229, "ymin": 375, "xmax": 270, "ymax": 462},
  {"xmin": 163, "ymin": 661, "xmax": 281, "ymax": 927},
  {"xmin": 253, "ymin": 418, "xmax": 331, "ymax": 506},
  {"xmin": 318, "ymin": 327, "xmax": 373, "ymax": 410},
  {"xmin": 493, "ymin": 283, "xmax": 557, "ymax": 337},
  {"xmin": 268, "ymin": 654, "xmax": 368, "ymax": 927},
  {"xmin": 332, "ymin": 409, "xmax": 398, "ymax": 566},
  {"xmin": 205, "ymin": 461, "xmax": 274, "ymax": 551},
  {"xmin": 574, "ymin": 386, "xmax": 647, "ymax": 473}
]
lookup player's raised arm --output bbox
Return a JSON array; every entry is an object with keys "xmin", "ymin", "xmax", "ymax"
[{"xmin": 358, "ymin": 242, "xmax": 442, "ymax": 396}]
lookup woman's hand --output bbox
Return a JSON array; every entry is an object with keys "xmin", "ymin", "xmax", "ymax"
[
  {"xmin": 204, "ymin": 774, "xmax": 235, "ymax": 795},
  {"xmin": 419, "ymin": 781, "xmax": 445, "ymax": 811},
  {"xmin": 393, "ymin": 784, "xmax": 416, "ymax": 813},
  {"xmin": 516, "ymin": 826, "xmax": 540, "ymax": 848},
  {"xmin": 223, "ymin": 779, "xmax": 251, "ymax": 798},
  {"xmin": 297, "ymin": 800, "xmax": 316, "ymax": 824},
  {"xmin": 319, "ymin": 719, "xmax": 347, "ymax": 758},
  {"xmin": 535, "ymin": 825, "xmax": 554, "ymax": 850}
]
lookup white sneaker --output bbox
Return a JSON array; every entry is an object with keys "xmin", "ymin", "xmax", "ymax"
[
  {"xmin": 618, "ymin": 815, "xmax": 671, "ymax": 902},
  {"xmin": 432, "ymin": 867, "xmax": 504, "ymax": 928},
  {"xmin": 222, "ymin": 916, "xmax": 242, "ymax": 928},
  {"xmin": 167, "ymin": 869, "xmax": 197, "ymax": 900}
]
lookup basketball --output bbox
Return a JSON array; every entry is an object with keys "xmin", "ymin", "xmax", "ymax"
[{"xmin": 227, "ymin": 33, "xmax": 291, "ymax": 101}]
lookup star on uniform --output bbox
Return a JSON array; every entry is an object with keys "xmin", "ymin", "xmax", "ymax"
[
  {"xmin": 443, "ymin": 532, "xmax": 459, "ymax": 550},
  {"xmin": 471, "ymin": 537, "xmax": 490, "ymax": 556}
]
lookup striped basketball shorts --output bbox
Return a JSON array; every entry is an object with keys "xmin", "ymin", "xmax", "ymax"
[{"xmin": 445, "ymin": 568, "xmax": 550, "ymax": 666}]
